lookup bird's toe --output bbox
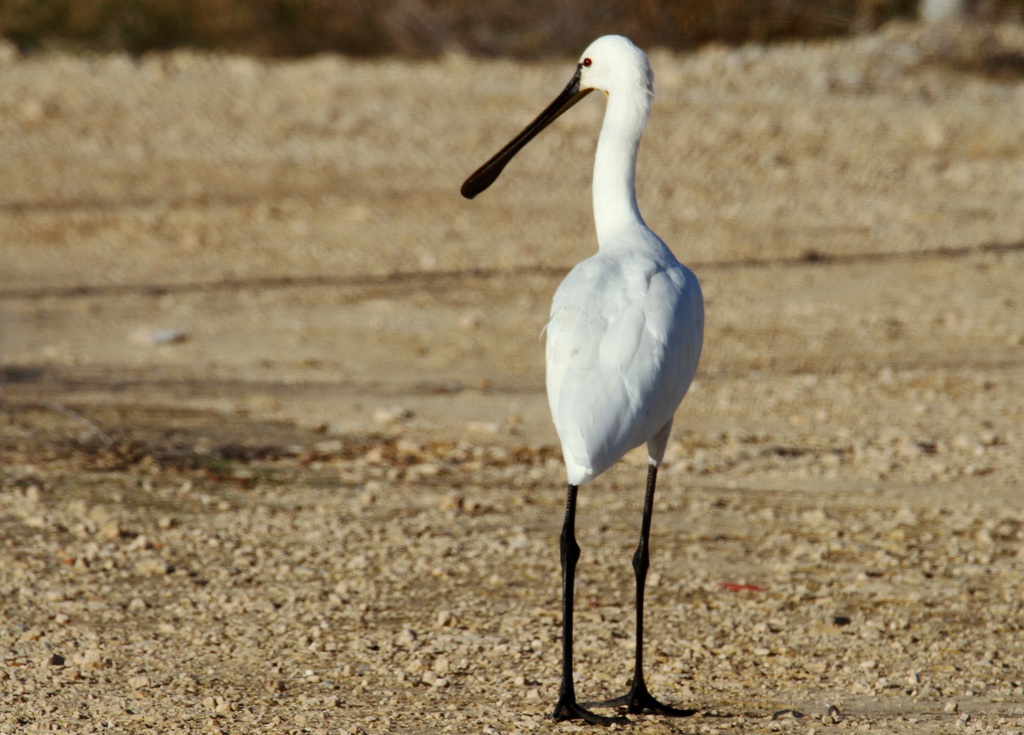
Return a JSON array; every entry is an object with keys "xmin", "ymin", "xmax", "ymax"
[{"xmin": 552, "ymin": 697, "xmax": 629, "ymax": 726}]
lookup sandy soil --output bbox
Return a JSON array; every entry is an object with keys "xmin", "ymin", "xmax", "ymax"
[{"xmin": 2, "ymin": 19, "xmax": 1024, "ymax": 734}]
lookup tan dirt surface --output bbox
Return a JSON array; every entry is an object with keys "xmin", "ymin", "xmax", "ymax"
[{"xmin": 2, "ymin": 20, "xmax": 1024, "ymax": 735}]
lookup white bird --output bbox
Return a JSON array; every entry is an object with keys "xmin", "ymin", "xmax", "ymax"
[{"xmin": 462, "ymin": 35, "xmax": 704, "ymax": 725}]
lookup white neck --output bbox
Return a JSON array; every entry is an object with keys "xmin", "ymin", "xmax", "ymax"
[{"xmin": 592, "ymin": 88, "xmax": 651, "ymax": 248}]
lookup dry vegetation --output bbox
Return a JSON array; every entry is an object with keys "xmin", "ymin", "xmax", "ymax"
[{"xmin": 0, "ymin": 0, "xmax": 955, "ymax": 57}]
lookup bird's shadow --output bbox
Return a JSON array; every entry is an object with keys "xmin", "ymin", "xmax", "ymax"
[{"xmin": 580, "ymin": 700, "xmax": 760, "ymax": 723}]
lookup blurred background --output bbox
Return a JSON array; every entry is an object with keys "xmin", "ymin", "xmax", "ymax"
[
  {"xmin": 1, "ymin": 0, "xmax": 1022, "ymax": 58},
  {"xmin": 2, "ymin": 0, "xmax": 1022, "ymax": 449}
]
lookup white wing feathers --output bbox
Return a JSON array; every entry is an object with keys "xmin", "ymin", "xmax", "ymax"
[{"xmin": 546, "ymin": 249, "xmax": 703, "ymax": 485}]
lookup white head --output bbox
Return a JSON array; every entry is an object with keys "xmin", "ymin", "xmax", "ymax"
[
  {"xmin": 575, "ymin": 35, "xmax": 654, "ymax": 101},
  {"xmin": 461, "ymin": 35, "xmax": 653, "ymax": 200}
]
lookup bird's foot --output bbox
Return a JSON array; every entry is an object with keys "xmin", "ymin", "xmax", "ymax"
[
  {"xmin": 552, "ymin": 695, "xmax": 630, "ymax": 726},
  {"xmin": 588, "ymin": 682, "xmax": 697, "ymax": 717}
]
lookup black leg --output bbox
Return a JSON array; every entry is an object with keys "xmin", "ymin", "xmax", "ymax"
[
  {"xmin": 551, "ymin": 484, "xmax": 628, "ymax": 726},
  {"xmin": 593, "ymin": 465, "xmax": 696, "ymax": 717}
]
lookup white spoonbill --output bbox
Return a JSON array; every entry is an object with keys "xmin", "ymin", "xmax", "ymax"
[{"xmin": 461, "ymin": 35, "xmax": 704, "ymax": 725}]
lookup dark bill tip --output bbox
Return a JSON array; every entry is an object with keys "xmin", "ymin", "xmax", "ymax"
[{"xmin": 461, "ymin": 67, "xmax": 590, "ymax": 200}]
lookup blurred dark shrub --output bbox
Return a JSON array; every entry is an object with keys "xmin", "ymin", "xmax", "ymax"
[{"xmin": 0, "ymin": 0, "xmax": 1020, "ymax": 56}]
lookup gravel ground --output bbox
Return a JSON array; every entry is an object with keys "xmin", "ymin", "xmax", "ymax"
[{"xmin": 2, "ymin": 19, "xmax": 1024, "ymax": 734}]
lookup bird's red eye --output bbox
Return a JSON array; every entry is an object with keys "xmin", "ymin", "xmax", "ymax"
[{"xmin": 582, "ymin": 58, "xmax": 592, "ymax": 67}]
